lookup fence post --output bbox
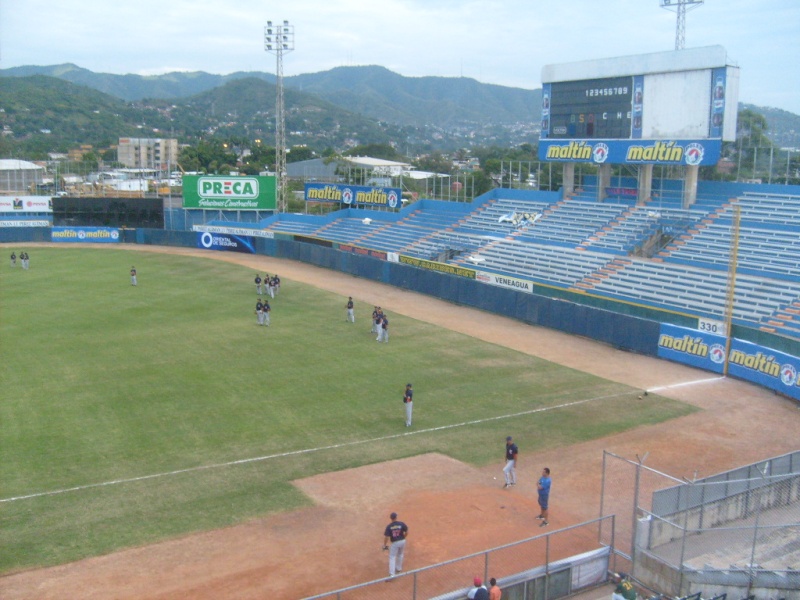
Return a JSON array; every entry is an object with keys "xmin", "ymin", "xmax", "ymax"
[
  {"xmin": 631, "ymin": 453, "xmax": 648, "ymax": 580},
  {"xmin": 746, "ymin": 464, "xmax": 768, "ymax": 596},
  {"xmin": 544, "ymin": 532, "xmax": 551, "ymax": 600},
  {"xmin": 677, "ymin": 478, "xmax": 693, "ymax": 596}
]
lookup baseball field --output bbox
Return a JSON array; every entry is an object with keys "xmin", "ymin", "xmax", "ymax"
[{"xmin": 2, "ymin": 244, "xmax": 798, "ymax": 599}]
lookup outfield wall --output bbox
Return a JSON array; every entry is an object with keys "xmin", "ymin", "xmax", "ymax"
[{"xmin": 3, "ymin": 226, "xmax": 799, "ymax": 401}]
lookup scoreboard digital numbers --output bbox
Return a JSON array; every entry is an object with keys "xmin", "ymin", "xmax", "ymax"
[{"xmin": 545, "ymin": 76, "xmax": 634, "ymax": 139}]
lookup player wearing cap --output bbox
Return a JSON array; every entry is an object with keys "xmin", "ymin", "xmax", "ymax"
[
  {"xmin": 503, "ymin": 436, "xmax": 518, "ymax": 488},
  {"xmin": 130, "ymin": 266, "xmax": 137, "ymax": 286},
  {"xmin": 263, "ymin": 300, "xmax": 271, "ymax": 326},
  {"xmin": 371, "ymin": 306, "xmax": 379, "ymax": 334},
  {"xmin": 346, "ymin": 297, "xmax": 355, "ymax": 323},
  {"xmin": 468, "ymin": 577, "xmax": 489, "ymax": 600},
  {"xmin": 255, "ymin": 299, "xmax": 264, "ymax": 326},
  {"xmin": 254, "ymin": 274, "xmax": 262, "ymax": 295},
  {"xmin": 378, "ymin": 314, "xmax": 389, "ymax": 343},
  {"xmin": 10, "ymin": 251, "xmax": 16, "ymax": 267},
  {"xmin": 383, "ymin": 512, "xmax": 408, "ymax": 579},
  {"xmin": 403, "ymin": 383, "xmax": 413, "ymax": 427}
]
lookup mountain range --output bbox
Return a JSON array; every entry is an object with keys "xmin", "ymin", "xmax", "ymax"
[{"xmin": 1, "ymin": 63, "xmax": 798, "ymax": 156}]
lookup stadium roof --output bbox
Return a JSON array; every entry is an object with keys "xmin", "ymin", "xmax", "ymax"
[{"xmin": 0, "ymin": 159, "xmax": 43, "ymax": 171}]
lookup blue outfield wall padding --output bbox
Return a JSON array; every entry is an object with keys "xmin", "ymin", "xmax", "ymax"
[{"xmin": 0, "ymin": 227, "xmax": 51, "ymax": 243}]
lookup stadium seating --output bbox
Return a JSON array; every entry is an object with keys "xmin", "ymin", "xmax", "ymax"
[{"xmin": 239, "ymin": 184, "xmax": 800, "ymax": 338}]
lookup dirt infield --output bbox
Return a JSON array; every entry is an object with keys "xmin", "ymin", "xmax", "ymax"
[{"xmin": 2, "ymin": 245, "xmax": 799, "ymax": 600}]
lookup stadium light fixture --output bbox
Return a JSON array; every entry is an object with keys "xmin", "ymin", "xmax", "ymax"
[
  {"xmin": 660, "ymin": 0, "xmax": 704, "ymax": 50},
  {"xmin": 265, "ymin": 20, "xmax": 295, "ymax": 213}
]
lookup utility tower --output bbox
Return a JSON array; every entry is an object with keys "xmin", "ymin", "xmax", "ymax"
[
  {"xmin": 264, "ymin": 20, "xmax": 294, "ymax": 213},
  {"xmin": 660, "ymin": 0, "xmax": 704, "ymax": 50}
]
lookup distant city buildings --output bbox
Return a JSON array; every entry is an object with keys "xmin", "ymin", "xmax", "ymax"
[{"xmin": 117, "ymin": 138, "xmax": 179, "ymax": 172}]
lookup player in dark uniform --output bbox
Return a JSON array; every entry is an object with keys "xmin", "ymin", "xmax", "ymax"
[
  {"xmin": 346, "ymin": 297, "xmax": 355, "ymax": 323},
  {"xmin": 10, "ymin": 251, "xmax": 16, "ymax": 267},
  {"xmin": 383, "ymin": 512, "xmax": 408, "ymax": 578},
  {"xmin": 503, "ymin": 436, "xmax": 518, "ymax": 488},
  {"xmin": 403, "ymin": 383, "xmax": 413, "ymax": 427},
  {"xmin": 371, "ymin": 306, "xmax": 380, "ymax": 334},
  {"xmin": 263, "ymin": 300, "xmax": 271, "ymax": 326},
  {"xmin": 255, "ymin": 299, "xmax": 264, "ymax": 326},
  {"xmin": 379, "ymin": 314, "xmax": 389, "ymax": 343},
  {"xmin": 270, "ymin": 274, "xmax": 279, "ymax": 297},
  {"xmin": 255, "ymin": 274, "xmax": 262, "ymax": 295}
]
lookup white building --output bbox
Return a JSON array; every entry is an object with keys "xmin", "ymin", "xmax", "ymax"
[{"xmin": 117, "ymin": 138, "xmax": 179, "ymax": 172}]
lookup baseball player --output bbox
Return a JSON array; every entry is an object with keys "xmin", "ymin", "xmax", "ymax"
[
  {"xmin": 10, "ymin": 251, "xmax": 16, "ymax": 267},
  {"xmin": 255, "ymin": 274, "xmax": 262, "ymax": 295},
  {"xmin": 130, "ymin": 266, "xmax": 137, "ymax": 286},
  {"xmin": 22, "ymin": 251, "xmax": 29, "ymax": 269},
  {"xmin": 383, "ymin": 512, "xmax": 408, "ymax": 578},
  {"xmin": 268, "ymin": 275, "xmax": 276, "ymax": 298},
  {"xmin": 378, "ymin": 314, "xmax": 389, "ymax": 343},
  {"xmin": 371, "ymin": 306, "xmax": 380, "ymax": 334},
  {"xmin": 403, "ymin": 383, "xmax": 413, "ymax": 427},
  {"xmin": 255, "ymin": 299, "xmax": 264, "ymax": 325},
  {"xmin": 503, "ymin": 436, "xmax": 518, "ymax": 488},
  {"xmin": 346, "ymin": 297, "xmax": 355, "ymax": 323},
  {"xmin": 262, "ymin": 300, "xmax": 271, "ymax": 326}
]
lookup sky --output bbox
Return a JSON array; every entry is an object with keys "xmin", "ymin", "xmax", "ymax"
[{"xmin": 1, "ymin": 0, "xmax": 799, "ymax": 114}]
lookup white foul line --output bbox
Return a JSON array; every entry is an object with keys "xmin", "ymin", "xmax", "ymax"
[
  {"xmin": 0, "ymin": 389, "xmax": 640, "ymax": 504},
  {"xmin": 647, "ymin": 375, "xmax": 725, "ymax": 394}
]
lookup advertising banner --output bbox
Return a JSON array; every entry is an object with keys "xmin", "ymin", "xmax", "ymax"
[
  {"xmin": 539, "ymin": 139, "xmax": 721, "ymax": 166},
  {"xmin": 304, "ymin": 183, "xmax": 402, "ymax": 208},
  {"xmin": 727, "ymin": 338, "xmax": 800, "ymax": 401},
  {"xmin": 477, "ymin": 272, "xmax": 534, "ymax": 293},
  {"xmin": 657, "ymin": 324, "xmax": 726, "ymax": 373},
  {"xmin": 398, "ymin": 255, "xmax": 476, "ymax": 278},
  {"xmin": 51, "ymin": 227, "xmax": 120, "ymax": 243},
  {"xmin": 193, "ymin": 225, "xmax": 274, "ymax": 239},
  {"xmin": 338, "ymin": 243, "xmax": 387, "ymax": 261},
  {"xmin": 0, "ymin": 220, "xmax": 50, "ymax": 227},
  {"xmin": 0, "ymin": 196, "xmax": 53, "ymax": 213},
  {"xmin": 708, "ymin": 67, "xmax": 727, "ymax": 139},
  {"xmin": 657, "ymin": 324, "xmax": 800, "ymax": 401},
  {"xmin": 182, "ymin": 175, "xmax": 276, "ymax": 210},
  {"xmin": 196, "ymin": 231, "xmax": 255, "ymax": 253}
]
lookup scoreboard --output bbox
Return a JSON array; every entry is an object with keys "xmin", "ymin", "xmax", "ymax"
[
  {"xmin": 544, "ymin": 76, "xmax": 634, "ymax": 139},
  {"xmin": 539, "ymin": 46, "xmax": 739, "ymax": 166}
]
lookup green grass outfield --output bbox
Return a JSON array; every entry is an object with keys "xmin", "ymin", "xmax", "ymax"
[{"xmin": 0, "ymin": 247, "xmax": 696, "ymax": 573}]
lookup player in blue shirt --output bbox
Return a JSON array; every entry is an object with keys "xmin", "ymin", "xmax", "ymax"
[{"xmin": 537, "ymin": 467, "xmax": 552, "ymax": 526}]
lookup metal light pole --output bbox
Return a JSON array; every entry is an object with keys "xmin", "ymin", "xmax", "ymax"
[
  {"xmin": 659, "ymin": 0, "xmax": 704, "ymax": 50},
  {"xmin": 265, "ymin": 20, "xmax": 294, "ymax": 213}
]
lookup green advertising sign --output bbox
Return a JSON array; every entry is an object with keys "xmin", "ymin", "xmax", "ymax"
[{"xmin": 182, "ymin": 175, "xmax": 277, "ymax": 210}]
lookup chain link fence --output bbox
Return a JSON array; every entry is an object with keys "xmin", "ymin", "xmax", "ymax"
[
  {"xmin": 303, "ymin": 517, "xmax": 614, "ymax": 600},
  {"xmin": 600, "ymin": 450, "xmax": 800, "ymax": 599}
]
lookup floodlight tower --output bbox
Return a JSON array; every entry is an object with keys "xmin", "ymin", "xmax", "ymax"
[
  {"xmin": 264, "ymin": 20, "xmax": 294, "ymax": 213},
  {"xmin": 660, "ymin": 0, "xmax": 704, "ymax": 50}
]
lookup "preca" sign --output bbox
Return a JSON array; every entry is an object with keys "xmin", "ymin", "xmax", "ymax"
[{"xmin": 182, "ymin": 175, "xmax": 276, "ymax": 210}]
